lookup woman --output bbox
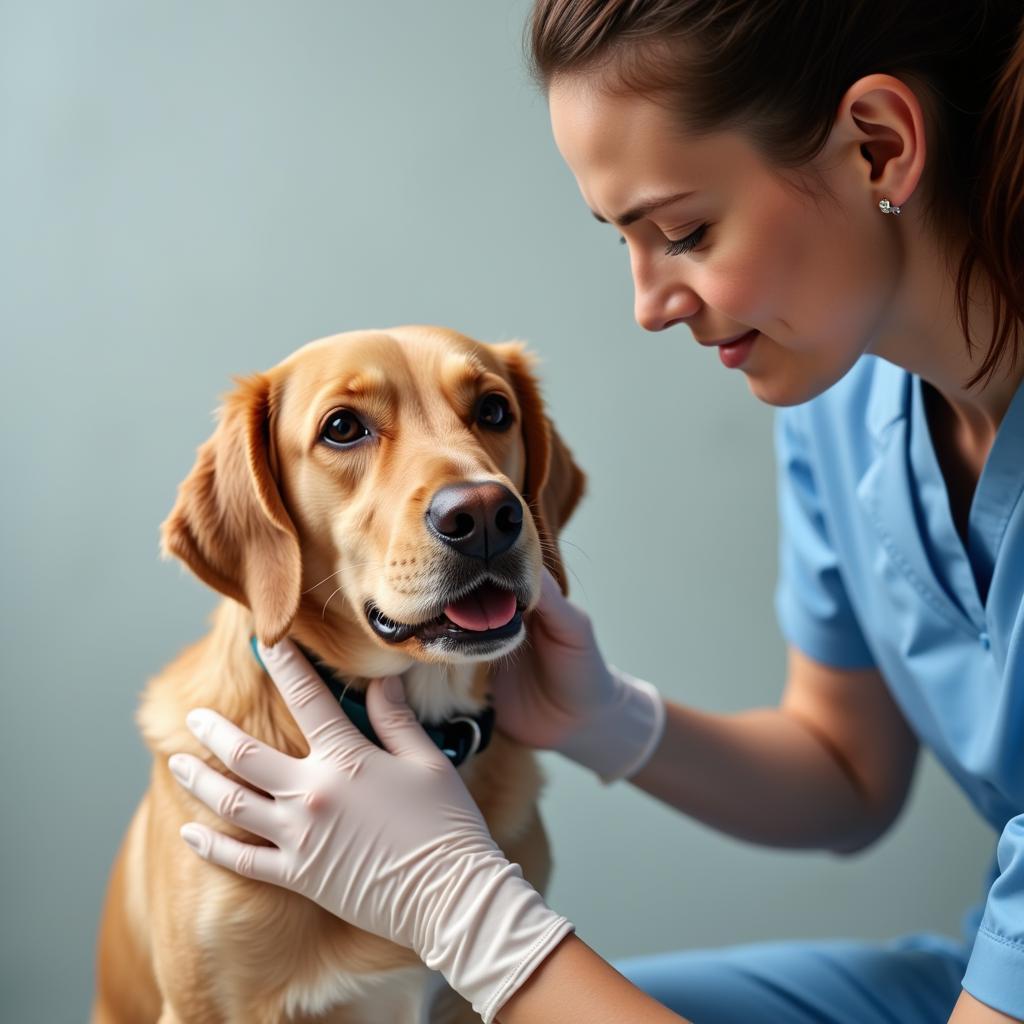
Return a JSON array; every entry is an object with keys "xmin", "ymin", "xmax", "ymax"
[{"xmin": 168, "ymin": 1, "xmax": 1024, "ymax": 1021}]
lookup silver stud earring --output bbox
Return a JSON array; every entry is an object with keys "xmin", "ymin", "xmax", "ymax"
[{"xmin": 879, "ymin": 198, "xmax": 902, "ymax": 216}]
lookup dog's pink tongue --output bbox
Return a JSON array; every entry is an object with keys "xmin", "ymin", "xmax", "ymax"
[{"xmin": 444, "ymin": 584, "xmax": 517, "ymax": 631}]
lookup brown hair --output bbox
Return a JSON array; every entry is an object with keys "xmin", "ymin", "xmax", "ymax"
[{"xmin": 527, "ymin": 0, "xmax": 1024, "ymax": 388}]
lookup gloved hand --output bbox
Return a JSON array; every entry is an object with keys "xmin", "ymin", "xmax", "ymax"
[
  {"xmin": 490, "ymin": 568, "xmax": 666, "ymax": 784},
  {"xmin": 168, "ymin": 638, "xmax": 574, "ymax": 1024}
]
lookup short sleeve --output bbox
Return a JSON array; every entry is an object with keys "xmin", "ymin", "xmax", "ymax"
[
  {"xmin": 962, "ymin": 813, "xmax": 1024, "ymax": 1017},
  {"xmin": 773, "ymin": 406, "xmax": 876, "ymax": 669}
]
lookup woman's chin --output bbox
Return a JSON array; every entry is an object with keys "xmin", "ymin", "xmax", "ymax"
[
  {"xmin": 743, "ymin": 349, "xmax": 854, "ymax": 408},
  {"xmin": 745, "ymin": 370, "xmax": 823, "ymax": 408}
]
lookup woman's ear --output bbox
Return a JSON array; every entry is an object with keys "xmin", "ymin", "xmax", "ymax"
[
  {"xmin": 160, "ymin": 371, "xmax": 301, "ymax": 646},
  {"xmin": 490, "ymin": 341, "xmax": 586, "ymax": 595}
]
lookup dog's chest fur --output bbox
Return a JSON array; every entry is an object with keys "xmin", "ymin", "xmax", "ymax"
[
  {"xmin": 136, "ymin": 600, "xmax": 539, "ymax": 1023},
  {"xmin": 277, "ymin": 966, "xmax": 438, "ymax": 1022}
]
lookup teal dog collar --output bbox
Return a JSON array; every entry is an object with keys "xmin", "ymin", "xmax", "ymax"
[{"xmin": 249, "ymin": 636, "xmax": 494, "ymax": 767}]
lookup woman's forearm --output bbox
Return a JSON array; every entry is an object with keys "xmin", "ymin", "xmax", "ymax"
[
  {"xmin": 496, "ymin": 933, "xmax": 690, "ymax": 1024},
  {"xmin": 627, "ymin": 699, "xmax": 881, "ymax": 851},
  {"xmin": 495, "ymin": 936, "xmax": 1024, "ymax": 1024}
]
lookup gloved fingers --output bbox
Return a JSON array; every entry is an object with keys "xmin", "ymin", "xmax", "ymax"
[
  {"xmin": 364, "ymin": 676, "xmax": 451, "ymax": 767},
  {"xmin": 532, "ymin": 566, "xmax": 591, "ymax": 647},
  {"xmin": 179, "ymin": 821, "xmax": 282, "ymax": 886},
  {"xmin": 168, "ymin": 753, "xmax": 280, "ymax": 844},
  {"xmin": 256, "ymin": 638, "xmax": 371, "ymax": 752},
  {"xmin": 184, "ymin": 707, "xmax": 294, "ymax": 795}
]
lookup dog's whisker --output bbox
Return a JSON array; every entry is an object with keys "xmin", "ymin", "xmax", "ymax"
[
  {"xmin": 320, "ymin": 584, "xmax": 348, "ymax": 621},
  {"xmin": 563, "ymin": 565, "xmax": 587, "ymax": 595},
  {"xmin": 551, "ymin": 538, "xmax": 591, "ymax": 561},
  {"xmin": 304, "ymin": 556, "xmax": 405, "ymax": 596},
  {"xmin": 502, "ymin": 642, "xmax": 527, "ymax": 671},
  {"xmin": 303, "ymin": 568, "xmax": 345, "ymax": 594},
  {"xmin": 528, "ymin": 556, "xmax": 587, "ymax": 598},
  {"xmin": 534, "ymin": 537, "xmax": 589, "ymax": 564},
  {"xmin": 537, "ymin": 545, "xmax": 590, "ymax": 571},
  {"xmin": 304, "ymin": 557, "xmax": 388, "ymax": 587}
]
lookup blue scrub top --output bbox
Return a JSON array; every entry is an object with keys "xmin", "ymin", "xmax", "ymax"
[{"xmin": 773, "ymin": 354, "xmax": 1024, "ymax": 1018}]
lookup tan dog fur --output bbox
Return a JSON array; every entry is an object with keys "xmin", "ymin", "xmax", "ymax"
[{"xmin": 92, "ymin": 325, "xmax": 585, "ymax": 1024}]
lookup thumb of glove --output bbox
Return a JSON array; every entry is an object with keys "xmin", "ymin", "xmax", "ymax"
[
  {"xmin": 532, "ymin": 567, "xmax": 592, "ymax": 649},
  {"xmin": 366, "ymin": 676, "xmax": 449, "ymax": 766}
]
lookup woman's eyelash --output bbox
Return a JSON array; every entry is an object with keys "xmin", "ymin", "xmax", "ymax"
[
  {"xmin": 664, "ymin": 223, "xmax": 709, "ymax": 255},
  {"xmin": 618, "ymin": 223, "xmax": 710, "ymax": 256}
]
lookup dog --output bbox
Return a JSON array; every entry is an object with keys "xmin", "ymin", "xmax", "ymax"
[{"xmin": 92, "ymin": 325, "xmax": 586, "ymax": 1024}]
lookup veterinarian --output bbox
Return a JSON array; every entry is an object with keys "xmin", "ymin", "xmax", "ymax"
[{"xmin": 168, "ymin": 1, "xmax": 1024, "ymax": 1021}]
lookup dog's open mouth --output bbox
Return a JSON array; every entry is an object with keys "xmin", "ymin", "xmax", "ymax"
[{"xmin": 366, "ymin": 580, "xmax": 525, "ymax": 646}]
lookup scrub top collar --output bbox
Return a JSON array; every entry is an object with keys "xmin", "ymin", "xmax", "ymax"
[
  {"xmin": 856, "ymin": 357, "xmax": 1024, "ymax": 639},
  {"xmin": 909, "ymin": 367, "xmax": 1024, "ymax": 614}
]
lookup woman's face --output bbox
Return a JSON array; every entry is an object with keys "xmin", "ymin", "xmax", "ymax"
[{"xmin": 548, "ymin": 75, "xmax": 903, "ymax": 406}]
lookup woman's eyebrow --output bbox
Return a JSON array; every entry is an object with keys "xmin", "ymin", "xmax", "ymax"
[{"xmin": 590, "ymin": 190, "xmax": 697, "ymax": 227}]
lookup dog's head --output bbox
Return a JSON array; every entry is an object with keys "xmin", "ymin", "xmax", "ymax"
[{"xmin": 161, "ymin": 326, "xmax": 585, "ymax": 674}]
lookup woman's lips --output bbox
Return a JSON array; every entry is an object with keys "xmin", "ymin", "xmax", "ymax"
[{"xmin": 718, "ymin": 329, "xmax": 759, "ymax": 369}]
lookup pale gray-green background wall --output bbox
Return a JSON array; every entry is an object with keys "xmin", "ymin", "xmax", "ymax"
[{"xmin": 1, "ymin": 2, "xmax": 994, "ymax": 1020}]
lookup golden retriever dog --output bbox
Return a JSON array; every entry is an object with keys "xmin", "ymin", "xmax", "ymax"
[{"xmin": 92, "ymin": 325, "xmax": 585, "ymax": 1024}]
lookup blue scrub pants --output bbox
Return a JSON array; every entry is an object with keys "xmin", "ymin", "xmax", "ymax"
[{"xmin": 612, "ymin": 932, "xmax": 970, "ymax": 1023}]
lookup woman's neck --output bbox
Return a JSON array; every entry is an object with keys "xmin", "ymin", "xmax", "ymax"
[
  {"xmin": 870, "ymin": 223, "xmax": 1023, "ymax": 534},
  {"xmin": 873, "ymin": 224, "xmax": 1023, "ymax": 451}
]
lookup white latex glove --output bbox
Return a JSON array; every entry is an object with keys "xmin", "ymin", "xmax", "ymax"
[
  {"xmin": 169, "ymin": 638, "xmax": 574, "ymax": 1024},
  {"xmin": 490, "ymin": 568, "xmax": 666, "ymax": 784}
]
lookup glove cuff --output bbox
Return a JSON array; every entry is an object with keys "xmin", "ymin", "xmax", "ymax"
[
  {"xmin": 554, "ymin": 666, "xmax": 666, "ymax": 784},
  {"xmin": 421, "ymin": 852, "xmax": 575, "ymax": 1023},
  {"xmin": 479, "ymin": 902, "xmax": 575, "ymax": 1023}
]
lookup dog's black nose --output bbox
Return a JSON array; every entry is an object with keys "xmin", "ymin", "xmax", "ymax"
[{"xmin": 426, "ymin": 482, "xmax": 523, "ymax": 561}]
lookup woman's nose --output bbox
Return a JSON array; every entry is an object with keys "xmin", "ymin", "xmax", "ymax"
[{"xmin": 632, "ymin": 263, "xmax": 700, "ymax": 333}]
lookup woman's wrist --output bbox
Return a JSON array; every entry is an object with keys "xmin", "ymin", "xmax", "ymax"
[
  {"xmin": 554, "ymin": 666, "xmax": 667, "ymax": 784},
  {"xmin": 496, "ymin": 933, "xmax": 690, "ymax": 1024}
]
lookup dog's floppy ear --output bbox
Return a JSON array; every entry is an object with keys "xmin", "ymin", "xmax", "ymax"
[
  {"xmin": 491, "ymin": 341, "xmax": 586, "ymax": 595},
  {"xmin": 160, "ymin": 372, "xmax": 301, "ymax": 646}
]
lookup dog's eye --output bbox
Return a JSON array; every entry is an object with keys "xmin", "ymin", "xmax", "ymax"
[
  {"xmin": 477, "ymin": 393, "xmax": 513, "ymax": 431},
  {"xmin": 322, "ymin": 410, "xmax": 370, "ymax": 447}
]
